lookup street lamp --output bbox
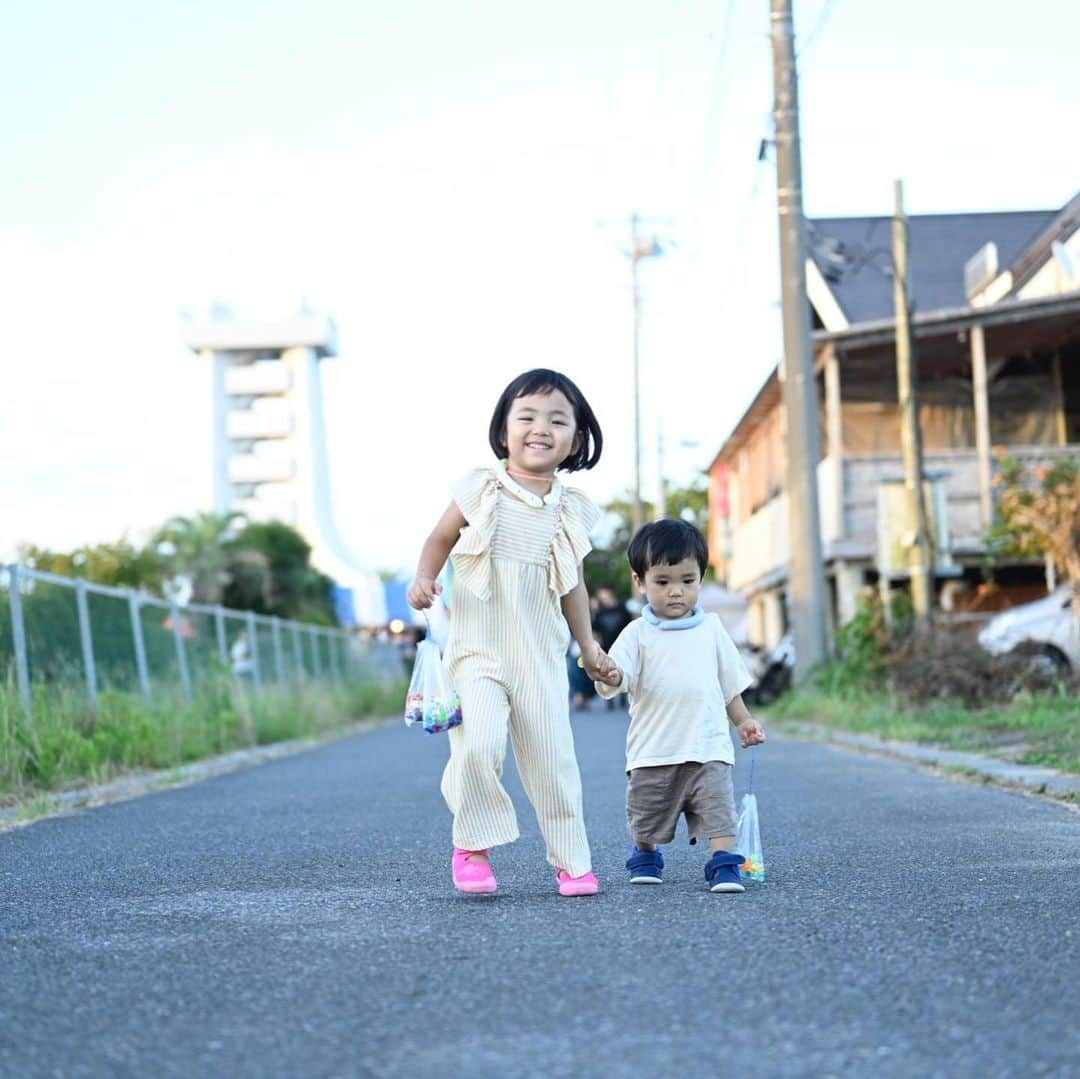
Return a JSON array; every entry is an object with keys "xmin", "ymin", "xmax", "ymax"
[{"xmin": 629, "ymin": 213, "xmax": 663, "ymax": 534}]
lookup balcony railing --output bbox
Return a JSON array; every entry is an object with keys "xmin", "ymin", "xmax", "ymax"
[{"xmin": 725, "ymin": 443, "xmax": 1080, "ymax": 592}]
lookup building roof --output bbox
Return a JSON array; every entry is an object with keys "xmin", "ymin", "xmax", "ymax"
[{"xmin": 807, "ymin": 210, "xmax": 1056, "ymax": 324}]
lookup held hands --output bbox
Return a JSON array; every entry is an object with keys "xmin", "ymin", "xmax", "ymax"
[
  {"xmin": 580, "ymin": 641, "xmax": 620, "ymax": 685},
  {"xmin": 407, "ymin": 575, "xmax": 442, "ymax": 610},
  {"xmin": 736, "ymin": 716, "xmax": 767, "ymax": 749}
]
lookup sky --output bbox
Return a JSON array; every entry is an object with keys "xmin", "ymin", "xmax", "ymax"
[{"xmin": 3, "ymin": 0, "xmax": 1078, "ymax": 576}]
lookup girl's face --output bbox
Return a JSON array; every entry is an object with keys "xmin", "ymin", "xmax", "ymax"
[{"xmin": 504, "ymin": 389, "xmax": 580, "ymax": 475}]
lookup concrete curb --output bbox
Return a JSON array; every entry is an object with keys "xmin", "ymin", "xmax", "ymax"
[
  {"xmin": 777, "ymin": 720, "xmax": 1080, "ymax": 803},
  {"xmin": 0, "ymin": 716, "xmax": 397, "ymax": 831}
]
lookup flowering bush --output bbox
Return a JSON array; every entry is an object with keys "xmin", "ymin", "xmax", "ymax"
[{"xmin": 992, "ymin": 453, "xmax": 1080, "ymax": 620}]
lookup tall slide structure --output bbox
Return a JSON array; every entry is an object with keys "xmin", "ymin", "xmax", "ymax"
[{"xmin": 183, "ymin": 310, "xmax": 386, "ymax": 625}]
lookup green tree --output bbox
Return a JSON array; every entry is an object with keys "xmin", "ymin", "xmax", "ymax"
[
  {"xmin": 585, "ymin": 476, "xmax": 712, "ymax": 602},
  {"xmin": 223, "ymin": 520, "xmax": 336, "ymax": 624},
  {"xmin": 991, "ymin": 452, "xmax": 1080, "ymax": 619},
  {"xmin": 154, "ymin": 512, "xmax": 247, "ymax": 604},
  {"xmin": 18, "ymin": 538, "xmax": 168, "ymax": 592}
]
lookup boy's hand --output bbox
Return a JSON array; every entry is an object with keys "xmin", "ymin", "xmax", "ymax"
[
  {"xmin": 580, "ymin": 642, "xmax": 619, "ymax": 684},
  {"xmin": 736, "ymin": 717, "xmax": 766, "ymax": 748},
  {"xmin": 407, "ymin": 575, "xmax": 442, "ymax": 610}
]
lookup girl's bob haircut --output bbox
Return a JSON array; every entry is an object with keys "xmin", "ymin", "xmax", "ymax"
[{"xmin": 488, "ymin": 369, "xmax": 603, "ymax": 472}]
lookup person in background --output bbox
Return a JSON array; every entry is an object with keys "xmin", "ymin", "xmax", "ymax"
[{"xmin": 592, "ymin": 586, "xmax": 633, "ymax": 710}]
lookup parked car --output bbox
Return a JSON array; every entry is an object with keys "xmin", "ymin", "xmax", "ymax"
[{"xmin": 977, "ymin": 586, "xmax": 1079, "ymax": 674}]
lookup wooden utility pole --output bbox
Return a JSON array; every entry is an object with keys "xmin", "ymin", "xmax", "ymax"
[
  {"xmin": 631, "ymin": 212, "xmax": 644, "ymax": 535},
  {"xmin": 628, "ymin": 213, "xmax": 663, "ymax": 535},
  {"xmin": 769, "ymin": 0, "xmax": 829, "ymax": 679},
  {"xmin": 892, "ymin": 179, "xmax": 934, "ymax": 624}
]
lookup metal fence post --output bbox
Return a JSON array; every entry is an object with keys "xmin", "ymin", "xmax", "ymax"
[
  {"xmin": 330, "ymin": 632, "xmax": 342, "ymax": 687},
  {"xmin": 272, "ymin": 617, "xmax": 285, "ymax": 690},
  {"xmin": 7, "ymin": 564, "xmax": 33, "ymax": 717},
  {"xmin": 170, "ymin": 602, "xmax": 193, "ymax": 703},
  {"xmin": 247, "ymin": 610, "xmax": 262, "ymax": 692},
  {"xmin": 291, "ymin": 621, "xmax": 305, "ymax": 681},
  {"xmin": 74, "ymin": 579, "xmax": 98, "ymax": 707},
  {"xmin": 322, "ymin": 631, "xmax": 335, "ymax": 687},
  {"xmin": 337, "ymin": 634, "xmax": 350, "ymax": 683},
  {"xmin": 310, "ymin": 626, "xmax": 322, "ymax": 681},
  {"xmin": 214, "ymin": 607, "xmax": 228, "ymax": 667},
  {"xmin": 128, "ymin": 593, "xmax": 152, "ymax": 703},
  {"xmin": 330, "ymin": 634, "xmax": 343, "ymax": 686}
]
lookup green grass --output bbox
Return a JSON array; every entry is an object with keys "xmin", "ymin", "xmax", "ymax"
[
  {"xmin": 0, "ymin": 674, "xmax": 407, "ymax": 807},
  {"xmin": 768, "ymin": 684, "xmax": 1080, "ymax": 775}
]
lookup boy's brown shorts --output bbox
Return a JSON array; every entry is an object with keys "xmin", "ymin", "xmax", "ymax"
[{"xmin": 626, "ymin": 761, "xmax": 737, "ymax": 845}]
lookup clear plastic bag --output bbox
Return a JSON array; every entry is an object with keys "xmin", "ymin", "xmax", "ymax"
[
  {"xmin": 735, "ymin": 792, "xmax": 764, "ymax": 881},
  {"xmin": 403, "ymin": 639, "xmax": 462, "ymax": 735}
]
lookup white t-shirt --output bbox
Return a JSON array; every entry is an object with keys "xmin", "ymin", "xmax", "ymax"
[{"xmin": 597, "ymin": 610, "xmax": 752, "ymax": 771}]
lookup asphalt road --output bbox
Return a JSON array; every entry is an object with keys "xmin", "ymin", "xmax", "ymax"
[{"xmin": 1, "ymin": 707, "xmax": 1078, "ymax": 1079}]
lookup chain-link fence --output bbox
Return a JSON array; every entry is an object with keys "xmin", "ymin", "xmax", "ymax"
[{"xmin": 0, "ymin": 563, "xmax": 403, "ymax": 716}]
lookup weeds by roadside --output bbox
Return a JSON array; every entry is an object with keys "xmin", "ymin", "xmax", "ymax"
[
  {"xmin": 0, "ymin": 674, "xmax": 407, "ymax": 806},
  {"xmin": 769, "ymin": 683, "xmax": 1079, "ymax": 774},
  {"xmin": 771, "ymin": 589, "xmax": 1079, "ymax": 776}
]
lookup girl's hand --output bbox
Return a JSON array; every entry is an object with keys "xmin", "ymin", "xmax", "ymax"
[
  {"xmin": 407, "ymin": 575, "xmax": 442, "ymax": 610},
  {"xmin": 581, "ymin": 642, "xmax": 617, "ymax": 682},
  {"xmin": 736, "ymin": 717, "xmax": 766, "ymax": 748}
]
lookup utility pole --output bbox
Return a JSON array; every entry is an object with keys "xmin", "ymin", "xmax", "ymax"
[
  {"xmin": 769, "ymin": 0, "xmax": 829, "ymax": 679},
  {"xmin": 656, "ymin": 419, "xmax": 667, "ymax": 519},
  {"xmin": 628, "ymin": 213, "xmax": 663, "ymax": 535},
  {"xmin": 631, "ymin": 212, "xmax": 644, "ymax": 535},
  {"xmin": 892, "ymin": 179, "xmax": 934, "ymax": 625}
]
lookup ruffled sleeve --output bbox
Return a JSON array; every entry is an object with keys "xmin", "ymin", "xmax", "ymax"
[
  {"xmin": 450, "ymin": 468, "xmax": 499, "ymax": 600},
  {"xmin": 549, "ymin": 487, "xmax": 602, "ymax": 597}
]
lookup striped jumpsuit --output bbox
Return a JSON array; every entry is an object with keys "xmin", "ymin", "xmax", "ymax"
[{"xmin": 440, "ymin": 463, "xmax": 599, "ymax": 877}]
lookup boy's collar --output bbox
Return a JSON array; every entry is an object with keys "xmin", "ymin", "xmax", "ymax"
[{"xmin": 641, "ymin": 604, "xmax": 706, "ymax": 630}]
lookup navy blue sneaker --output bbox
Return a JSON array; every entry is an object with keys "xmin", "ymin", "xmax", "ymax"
[
  {"xmin": 626, "ymin": 846, "xmax": 664, "ymax": 884},
  {"xmin": 704, "ymin": 850, "xmax": 745, "ymax": 893}
]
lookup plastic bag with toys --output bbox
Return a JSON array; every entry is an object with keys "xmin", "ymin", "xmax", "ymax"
[
  {"xmin": 735, "ymin": 748, "xmax": 765, "ymax": 881},
  {"xmin": 403, "ymin": 633, "xmax": 462, "ymax": 735}
]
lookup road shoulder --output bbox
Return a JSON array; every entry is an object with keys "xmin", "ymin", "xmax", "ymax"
[
  {"xmin": 775, "ymin": 718, "xmax": 1080, "ymax": 806},
  {"xmin": 0, "ymin": 716, "xmax": 397, "ymax": 832}
]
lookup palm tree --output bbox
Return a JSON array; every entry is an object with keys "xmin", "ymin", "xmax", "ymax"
[{"xmin": 155, "ymin": 512, "xmax": 254, "ymax": 605}]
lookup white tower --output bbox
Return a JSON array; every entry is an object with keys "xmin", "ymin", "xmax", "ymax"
[{"xmin": 182, "ymin": 309, "xmax": 386, "ymax": 624}]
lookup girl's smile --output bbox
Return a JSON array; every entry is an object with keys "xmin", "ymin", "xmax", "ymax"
[{"xmin": 505, "ymin": 389, "xmax": 580, "ymax": 477}]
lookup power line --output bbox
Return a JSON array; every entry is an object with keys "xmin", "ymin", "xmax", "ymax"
[{"xmin": 797, "ymin": 0, "xmax": 838, "ymax": 61}]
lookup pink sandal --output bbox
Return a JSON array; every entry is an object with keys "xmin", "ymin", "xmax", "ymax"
[
  {"xmin": 556, "ymin": 868, "xmax": 600, "ymax": 896},
  {"xmin": 452, "ymin": 848, "xmax": 497, "ymax": 894}
]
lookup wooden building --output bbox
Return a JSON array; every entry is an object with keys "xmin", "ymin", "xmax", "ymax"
[{"xmin": 708, "ymin": 193, "xmax": 1080, "ymax": 648}]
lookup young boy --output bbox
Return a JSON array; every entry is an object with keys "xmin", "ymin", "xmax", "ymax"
[{"xmin": 594, "ymin": 519, "xmax": 766, "ymax": 893}]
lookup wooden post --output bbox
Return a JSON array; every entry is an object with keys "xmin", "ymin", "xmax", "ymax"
[
  {"xmin": 892, "ymin": 179, "xmax": 933, "ymax": 624},
  {"xmin": 824, "ymin": 346, "xmax": 845, "ymax": 539},
  {"xmin": 1051, "ymin": 349, "xmax": 1068, "ymax": 446},
  {"xmin": 970, "ymin": 323, "xmax": 993, "ymax": 527}
]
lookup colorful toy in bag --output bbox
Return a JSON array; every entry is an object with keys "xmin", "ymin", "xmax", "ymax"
[
  {"xmin": 403, "ymin": 618, "xmax": 462, "ymax": 735},
  {"xmin": 735, "ymin": 748, "xmax": 764, "ymax": 881}
]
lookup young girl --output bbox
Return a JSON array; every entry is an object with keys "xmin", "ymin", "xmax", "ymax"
[{"xmin": 407, "ymin": 369, "xmax": 615, "ymax": 897}]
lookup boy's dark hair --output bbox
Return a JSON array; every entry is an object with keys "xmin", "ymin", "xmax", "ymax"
[
  {"xmin": 627, "ymin": 518, "xmax": 709, "ymax": 578},
  {"xmin": 488, "ymin": 369, "xmax": 603, "ymax": 472}
]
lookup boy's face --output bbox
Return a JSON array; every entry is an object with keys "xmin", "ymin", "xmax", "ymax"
[{"xmin": 634, "ymin": 558, "xmax": 702, "ymax": 620}]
